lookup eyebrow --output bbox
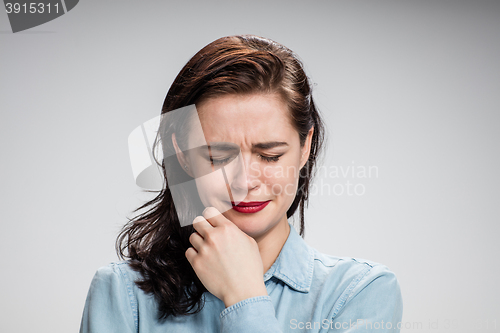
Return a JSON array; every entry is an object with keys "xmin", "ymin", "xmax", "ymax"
[
  {"xmin": 252, "ymin": 141, "xmax": 289, "ymax": 150},
  {"xmin": 198, "ymin": 141, "xmax": 289, "ymax": 152}
]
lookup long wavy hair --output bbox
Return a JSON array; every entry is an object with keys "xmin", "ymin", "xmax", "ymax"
[{"xmin": 116, "ymin": 34, "xmax": 327, "ymax": 319}]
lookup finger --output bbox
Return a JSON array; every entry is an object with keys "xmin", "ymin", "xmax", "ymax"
[
  {"xmin": 192, "ymin": 216, "xmax": 213, "ymax": 238},
  {"xmin": 185, "ymin": 247, "xmax": 197, "ymax": 264},
  {"xmin": 202, "ymin": 207, "xmax": 226, "ymax": 227},
  {"xmin": 188, "ymin": 231, "xmax": 204, "ymax": 251}
]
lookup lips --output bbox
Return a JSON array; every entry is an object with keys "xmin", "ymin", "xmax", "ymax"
[
  {"xmin": 230, "ymin": 200, "xmax": 271, "ymax": 213},
  {"xmin": 231, "ymin": 201, "xmax": 270, "ymax": 207}
]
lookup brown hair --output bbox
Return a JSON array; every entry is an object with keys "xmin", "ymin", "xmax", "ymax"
[{"xmin": 116, "ymin": 35, "xmax": 326, "ymax": 319}]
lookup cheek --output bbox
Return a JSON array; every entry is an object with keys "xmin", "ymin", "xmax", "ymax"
[
  {"xmin": 194, "ymin": 170, "xmax": 229, "ymax": 203},
  {"xmin": 261, "ymin": 163, "xmax": 300, "ymax": 198}
]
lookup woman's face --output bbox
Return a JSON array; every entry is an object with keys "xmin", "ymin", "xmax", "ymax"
[{"xmin": 176, "ymin": 93, "xmax": 313, "ymax": 239}]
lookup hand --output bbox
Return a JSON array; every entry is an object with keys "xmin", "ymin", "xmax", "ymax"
[{"xmin": 185, "ymin": 207, "xmax": 268, "ymax": 307}]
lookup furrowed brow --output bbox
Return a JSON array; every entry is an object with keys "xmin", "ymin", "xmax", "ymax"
[
  {"xmin": 199, "ymin": 143, "xmax": 239, "ymax": 152},
  {"xmin": 198, "ymin": 141, "xmax": 288, "ymax": 152},
  {"xmin": 252, "ymin": 141, "xmax": 289, "ymax": 150}
]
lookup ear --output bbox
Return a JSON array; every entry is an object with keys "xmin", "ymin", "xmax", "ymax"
[
  {"xmin": 172, "ymin": 132, "xmax": 194, "ymax": 177},
  {"xmin": 299, "ymin": 126, "xmax": 314, "ymax": 170}
]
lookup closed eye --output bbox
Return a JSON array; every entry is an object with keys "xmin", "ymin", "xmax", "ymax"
[
  {"xmin": 259, "ymin": 154, "xmax": 283, "ymax": 163},
  {"xmin": 210, "ymin": 154, "xmax": 283, "ymax": 165},
  {"xmin": 211, "ymin": 157, "xmax": 232, "ymax": 166}
]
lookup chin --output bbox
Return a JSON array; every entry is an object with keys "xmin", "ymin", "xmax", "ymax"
[{"xmin": 227, "ymin": 212, "xmax": 277, "ymax": 237}]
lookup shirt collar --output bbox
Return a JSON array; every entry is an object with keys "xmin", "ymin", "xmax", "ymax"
[{"xmin": 263, "ymin": 222, "xmax": 314, "ymax": 293}]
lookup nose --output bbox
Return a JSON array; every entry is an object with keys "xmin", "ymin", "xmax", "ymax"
[{"xmin": 228, "ymin": 152, "xmax": 260, "ymax": 194}]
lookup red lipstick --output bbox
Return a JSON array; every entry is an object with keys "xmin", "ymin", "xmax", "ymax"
[{"xmin": 231, "ymin": 200, "xmax": 271, "ymax": 213}]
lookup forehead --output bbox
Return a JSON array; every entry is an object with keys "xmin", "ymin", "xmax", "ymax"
[{"xmin": 192, "ymin": 93, "xmax": 296, "ymax": 146}]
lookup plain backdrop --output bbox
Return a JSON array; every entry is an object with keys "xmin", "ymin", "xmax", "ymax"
[{"xmin": 1, "ymin": 1, "xmax": 499, "ymax": 332}]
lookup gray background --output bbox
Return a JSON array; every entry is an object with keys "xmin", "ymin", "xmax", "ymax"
[{"xmin": 1, "ymin": 1, "xmax": 499, "ymax": 332}]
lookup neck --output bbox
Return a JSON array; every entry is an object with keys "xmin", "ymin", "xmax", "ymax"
[{"xmin": 254, "ymin": 215, "xmax": 291, "ymax": 274}]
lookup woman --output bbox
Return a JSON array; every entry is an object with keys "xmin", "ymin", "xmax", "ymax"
[{"xmin": 79, "ymin": 35, "xmax": 403, "ymax": 332}]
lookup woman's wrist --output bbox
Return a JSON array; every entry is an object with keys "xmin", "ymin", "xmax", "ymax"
[{"xmin": 223, "ymin": 283, "xmax": 269, "ymax": 308}]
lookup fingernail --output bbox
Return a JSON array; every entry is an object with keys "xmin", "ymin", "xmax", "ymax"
[
  {"xmin": 203, "ymin": 207, "xmax": 219, "ymax": 219},
  {"xmin": 193, "ymin": 216, "xmax": 205, "ymax": 224}
]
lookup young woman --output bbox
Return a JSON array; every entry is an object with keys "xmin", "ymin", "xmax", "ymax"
[{"xmin": 79, "ymin": 35, "xmax": 403, "ymax": 332}]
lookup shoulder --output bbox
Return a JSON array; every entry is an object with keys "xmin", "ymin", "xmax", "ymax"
[
  {"xmin": 312, "ymin": 247, "xmax": 398, "ymax": 279},
  {"xmin": 101, "ymin": 260, "xmax": 141, "ymax": 277},
  {"xmin": 92, "ymin": 261, "xmax": 128, "ymax": 277},
  {"xmin": 310, "ymin": 248, "xmax": 401, "ymax": 300},
  {"xmin": 308, "ymin": 249, "xmax": 403, "ymax": 318},
  {"xmin": 82, "ymin": 261, "xmax": 141, "ymax": 332},
  {"xmin": 90, "ymin": 260, "xmax": 144, "ymax": 292}
]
